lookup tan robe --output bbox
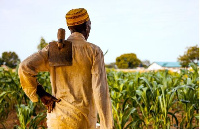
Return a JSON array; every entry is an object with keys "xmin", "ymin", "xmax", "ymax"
[{"xmin": 18, "ymin": 32, "xmax": 113, "ymax": 129}]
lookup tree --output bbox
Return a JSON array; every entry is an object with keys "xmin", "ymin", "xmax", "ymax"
[
  {"xmin": 116, "ymin": 53, "xmax": 141, "ymax": 69},
  {"xmin": 37, "ymin": 37, "xmax": 48, "ymax": 50},
  {"xmin": 105, "ymin": 62, "xmax": 117, "ymax": 68},
  {"xmin": 178, "ymin": 45, "xmax": 199, "ymax": 67},
  {"xmin": 0, "ymin": 51, "xmax": 21, "ymax": 68},
  {"xmin": 0, "ymin": 58, "xmax": 3, "ymax": 66},
  {"xmin": 141, "ymin": 60, "xmax": 151, "ymax": 68}
]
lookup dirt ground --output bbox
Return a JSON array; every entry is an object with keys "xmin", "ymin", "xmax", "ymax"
[
  {"xmin": 0, "ymin": 110, "xmax": 19, "ymax": 129},
  {"xmin": 0, "ymin": 109, "xmax": 199, "ymax": 129},
  {"xmin": 0, "ymin": 109, "xmax": 47, "ymax": 129}
]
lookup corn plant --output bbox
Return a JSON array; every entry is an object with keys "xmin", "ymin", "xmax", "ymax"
[
  {"xmin": 176, "ymin": 63, "xmax": 199, "ymax": 129},
  {"xmin": 15, "ymin": 100, "xmax": 46, "ymax": 129},
  {"xmin": 132, "ymin": 86, "xmax": 154, "ymax": 128},
  {"xmin": 0, "ymin": 67, "xmax": 48, "ymax": 128},
  {"xmin": 107, "ymin": 71, "xmax": 137, "ymax": 129},
  {"xmin": 0, "ymin": 63, "xmax": 199, "ymax": 129},
  {"xmin": 176, "ymin": 84, "xmax": 198, "ymax": 129},
  {"xmin": 107, "ymin": 64, "xmax": 199, "ymax": 129},
  {"xmin": 0, "ymin": 67, "xmax": 27, "ymax": 127},
  {"xmin": 157, "ymin": 84, "xmax": 178, "ymax": 128}
]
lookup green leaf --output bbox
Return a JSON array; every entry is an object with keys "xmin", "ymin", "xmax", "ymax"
[
  {"xmin": 180, "ymin": 117, "xmax": 186, "ymax": 129},
  {"xmin": 122, "ymin": 98, "xmax": 129, "ymax": 112},
  {"xmin": 168, "ymin": 112, "xmax": 178, "ymax": 128},
  {"xmin": 121, "ymin": 107, "xmax": 136, "ymax": 128},
  {"xmin": 180, "ymin": 99, "xmax": 190, "ymax": 104},
  {"xmin": 195, "ymin": 114, "xmax": 199, "ymax": 120}
]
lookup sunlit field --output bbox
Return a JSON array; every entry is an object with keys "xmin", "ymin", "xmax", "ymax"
[{"xmin": 0, "ymin": 63, "xmax": 199, "ymax": 129}]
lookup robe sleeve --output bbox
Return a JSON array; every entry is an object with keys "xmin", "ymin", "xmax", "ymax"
[
  {"xmin": 91, "ymin": 48, "xmax": 113, "ymax": 129},
  {"xmin": 18, "ymin": 45, "xmax": 49, "ymax": 102}
]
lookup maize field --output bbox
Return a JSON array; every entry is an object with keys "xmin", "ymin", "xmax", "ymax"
[{"xmin": 0, "ymin": 63, "xmax": 199, "ymax": 129}]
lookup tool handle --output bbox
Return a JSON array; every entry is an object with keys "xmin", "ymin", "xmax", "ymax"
[{"xmin": 57, "ymin": 28, "xmax": 65, "ymax": 49}]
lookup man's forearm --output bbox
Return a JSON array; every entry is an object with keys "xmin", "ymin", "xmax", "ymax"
[
  {"xmin": 36, "ymin": 84, "xmax": 47, "ymax": 98},
  {"xmin": 36, "ymin": 83, "xmax": 61, "ymax": 113}
]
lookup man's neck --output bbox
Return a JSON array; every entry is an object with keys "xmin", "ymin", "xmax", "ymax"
[{"xmin": 71, "ymin": 31, "xmax": 87, "ymax": 40}]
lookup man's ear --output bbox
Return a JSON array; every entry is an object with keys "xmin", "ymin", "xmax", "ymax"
[
  {"xmin": 68, "ymin": 26, "xmax": 73, "ymax": 34},
  {"xmin": 86, "ymin": 23, "xmax": 91, "ymax": 34},
  {"xmin": 86, "ymin": 26, "xmax": 89, "ymax": 33}
]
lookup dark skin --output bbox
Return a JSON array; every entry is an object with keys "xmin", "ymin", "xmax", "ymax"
[
  {"xmin": 36, "ymin": 20, "xmax": 91, "ymax": 113},
  {"xmin": 68, "ymin": 20, "xmax": 91, "ymax": 40},
  {"xmin": 36, "ymin": 84, "xmax": 61, "ymax": 113}
]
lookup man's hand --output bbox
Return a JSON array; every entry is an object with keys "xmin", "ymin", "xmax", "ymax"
[
  {"xmin": 36, "ymin": 84, "xmax": 61, "ymax": 113},
  {"xmin": 40, "ymin": 92, "xmax": 61, "ymax": 113}
]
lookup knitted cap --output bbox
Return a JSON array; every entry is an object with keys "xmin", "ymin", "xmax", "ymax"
[{"xmin": 65, "ymin": 8, "xmax": 90, "ymax": 26}]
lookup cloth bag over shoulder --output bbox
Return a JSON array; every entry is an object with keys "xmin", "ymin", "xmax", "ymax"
[{"xmin": 48, "ymin": 28, "xmax": 72, "ymax": 67}]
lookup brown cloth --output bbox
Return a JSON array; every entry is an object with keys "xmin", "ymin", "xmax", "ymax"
[{"xmin": 18, "ymin": 32, "xmax": 113, "ymax": 129}]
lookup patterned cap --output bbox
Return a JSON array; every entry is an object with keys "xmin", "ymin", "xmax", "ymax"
[{"xmin": 65, "ymin": 8, "xmax": 90, "ymax": 26}]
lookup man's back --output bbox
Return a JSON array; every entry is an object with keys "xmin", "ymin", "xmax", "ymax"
[
  {"xmin": 53, "ymin": 32, "xmax": 99, "ymax": 104},
  {"xmin": 47, "ymin": 32, "xmax": 102, "ymax": 128},
  {"xmin": 18, "ymin": 32, "xmax": 113, "ymax": 129},
  {"xmin": 19, "ymin": 8, "xmax": 113, "ymax": 129}
]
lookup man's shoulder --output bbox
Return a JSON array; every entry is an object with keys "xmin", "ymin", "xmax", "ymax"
[{"xmin": 85, "ymin": 42, "xmax": 102, "ymax": 54}]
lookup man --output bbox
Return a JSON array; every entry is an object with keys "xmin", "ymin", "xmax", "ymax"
[{"xmin": 18, "ymin": 8, "xmax": 113, "ymax": 129}]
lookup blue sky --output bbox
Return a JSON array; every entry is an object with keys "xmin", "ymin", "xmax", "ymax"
[{"xmin": 0, "ymin": 0, "xmax": 198, "ymax": 64}]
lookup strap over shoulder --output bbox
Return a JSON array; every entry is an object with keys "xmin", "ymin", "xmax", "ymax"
[{"xmin": 48, "ymin": 40, "xmax": 72, "ymax": 67}]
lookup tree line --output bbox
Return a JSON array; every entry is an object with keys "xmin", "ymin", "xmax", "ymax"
[
  {"xmin": 106, "ymin": 45, "xmax": 199, "ymax": 69},
  {"xmin": 0, "ymin": 37, "xmax": 198, "ymax": 69},
  {"xmin": 0, "ymin": 37, "xmax": 48, "ymax": 69}
]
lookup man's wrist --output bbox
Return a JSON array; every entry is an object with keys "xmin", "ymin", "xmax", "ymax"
[{"xmin": 36, "ymin": 84, "xmax": 47, "ymax": 98}]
